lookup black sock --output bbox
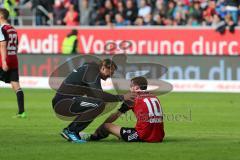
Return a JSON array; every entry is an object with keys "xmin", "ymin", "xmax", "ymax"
[
  {"xmin": 16, "ymin": 89, "xmax": 24, "ymax": 114},
  {"xmin": 90, "ymin": 134, "xmax": 101, "ymax": 141},
  {"xmin": 90, "ymin": 132, "xmax": 109, "ymax": 141}
]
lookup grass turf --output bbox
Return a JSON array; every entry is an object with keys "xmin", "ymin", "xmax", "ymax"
[{"xmin": 0, "ymin": 88, "xmax": 239, "ymax": 160}]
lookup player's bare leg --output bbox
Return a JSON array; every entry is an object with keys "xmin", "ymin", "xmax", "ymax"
[
  {"xmin": 11, "ymin": 81, "xmax": 26, "ymax": 118},
  {"xmin": 80, "ymin": 123, "xmax": 117, "ymax": 141},
  {"xmin": 104, "ymin": 123, "xmax": 121, "ymax": 139}
]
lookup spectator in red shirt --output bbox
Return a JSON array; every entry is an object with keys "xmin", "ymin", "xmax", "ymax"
[
  {"xmin": 203, "ymin": 0, "xmax": 216, "ymax": 18},
  {"xmin": 64, "ymin": 3, "xmax": 79, "ymax": 26}
]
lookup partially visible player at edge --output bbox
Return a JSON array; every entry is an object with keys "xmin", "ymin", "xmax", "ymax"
[
  {"xmin": 82, "ymin": 76, "xmax": 165, "ymax": 142},
  {"xmin": 0, "ymin": 8, "xmax": 26, "ymax": 118}
]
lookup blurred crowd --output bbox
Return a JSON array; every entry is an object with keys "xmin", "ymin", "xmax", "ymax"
[{"xmin": 1, "ymin": 0, "xmax": 240, "ymax": 27}]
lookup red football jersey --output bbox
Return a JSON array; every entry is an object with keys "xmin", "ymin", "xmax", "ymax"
[
  {"xmin": 0, "ymin": 24, "xmax": 18, "ymax": 69},
  {"xmin": 132, "ymin": 92, "xmax": 165, "ymax": 142}
]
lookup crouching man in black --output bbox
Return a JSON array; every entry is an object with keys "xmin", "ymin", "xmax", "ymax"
[{"xmin": 52, "ymin": 59, "xmax": 134, "ymax": 143}]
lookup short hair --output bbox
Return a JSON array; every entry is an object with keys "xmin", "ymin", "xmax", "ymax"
[
  {"xmin": 0, "ymin": 8, "xmax": 9, "ymax": 20},
  {"xmin": 100, "ymin": 59, "xmax": 118, "ymax": 70},
  {"xmin": 131, "ymin": 76, "xmax": 148, "ymax": 90}
]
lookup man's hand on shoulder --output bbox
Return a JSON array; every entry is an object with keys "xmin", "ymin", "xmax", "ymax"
[{"xmin": 123, "ymin": 92, "xmax": 136, "ymax": 102}]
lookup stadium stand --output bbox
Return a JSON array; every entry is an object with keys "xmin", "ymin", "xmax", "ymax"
[{"xmin": 0, "ymin": 0, "xmax": 239, "ymax": 26}]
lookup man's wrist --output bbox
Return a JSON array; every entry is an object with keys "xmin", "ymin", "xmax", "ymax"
[{"xmin": 118, "ymin": 95, "xmax": 124, "ymax": 101}]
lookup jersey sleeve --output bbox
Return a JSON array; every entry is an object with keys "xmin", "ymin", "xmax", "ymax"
[{"xmin": 0, "ymin": 27, "xmax": 6, "ymax": 42}]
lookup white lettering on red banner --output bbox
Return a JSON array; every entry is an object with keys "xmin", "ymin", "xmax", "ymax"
[{"xmin": 16, "ymin": 28, "xmax": 240, "ymax": 55}]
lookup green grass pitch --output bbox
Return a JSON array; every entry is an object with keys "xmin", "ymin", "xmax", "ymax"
[{"xmin": 0, "ymin": 88, "xmax": 239, "ymax": 160}]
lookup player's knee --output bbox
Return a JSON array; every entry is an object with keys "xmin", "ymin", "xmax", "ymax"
[
  {"xmin": 11, "ymin": 82, "xmax": 20, "ymax": 91},
  {"xmin": 96, "ymin": 99, "xmax": 105, "ymax": 108},
  {"xmin": 13, "ymin": 86, "xmax": 21, "ymax": 92},
  {"xmin": 103, "ymin": 123, "xmax": 111, "ymax": 131}
]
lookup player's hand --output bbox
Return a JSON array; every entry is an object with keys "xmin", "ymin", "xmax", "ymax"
[
  {"xmin": 2, "ymin": 62, "xmax": 8, "ymax": 71},
  {"xmin": 123, "ymin": 92, "xmax": 136, "ymax": 102}
]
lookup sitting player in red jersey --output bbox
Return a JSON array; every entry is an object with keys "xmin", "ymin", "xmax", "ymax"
[{"xmin": 82, "ymin": 76, "xmax": 165, "ymax": 142}]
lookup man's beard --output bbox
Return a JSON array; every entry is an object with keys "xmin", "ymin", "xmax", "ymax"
[{"xmin": 100, "ymin": 74, "xmax": 108, "ymax": 80}]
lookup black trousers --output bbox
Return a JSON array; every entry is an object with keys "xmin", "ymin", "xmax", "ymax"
[{"xmin": 52, "ymin": 93, "xmax": 105, "ymax": 133}]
